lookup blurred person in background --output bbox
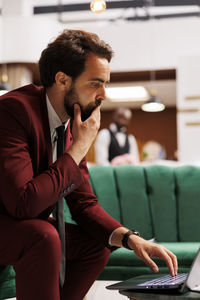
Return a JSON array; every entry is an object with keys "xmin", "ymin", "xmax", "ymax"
[{"xmin": 95, "ymin": 107, "xmax": 140, "ymax": 166}]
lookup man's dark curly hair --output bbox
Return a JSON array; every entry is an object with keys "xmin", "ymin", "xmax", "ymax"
[{"xmin": 39, "ymin": 29, "xmax": 114, "ymax": 87}]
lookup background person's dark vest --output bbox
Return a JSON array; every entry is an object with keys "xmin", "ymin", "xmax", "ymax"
[{"xmin": 108, "ymin": 129, "xmax": 130, "ymax": 162}]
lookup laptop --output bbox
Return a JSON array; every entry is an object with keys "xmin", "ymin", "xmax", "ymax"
[{"xmin": 106, "ymin": 248, "xmax": 200, "ymax": 293}]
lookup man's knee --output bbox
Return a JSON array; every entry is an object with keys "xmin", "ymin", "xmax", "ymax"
[
  {"xmin": 88, "ymin": 243, "xmax": 111, "ymax": 272},
  {"xmin": 24, "ymin": 219, "xmax": 61, "ymax": 257},
  {"xmin": 98, "ymin": 246, "xmax": 111, "ymax": 268}
]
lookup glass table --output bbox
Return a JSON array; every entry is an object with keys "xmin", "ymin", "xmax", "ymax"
[{"xmin": 120, "ymin": 290, "xmax": 200, "ymax": 300}]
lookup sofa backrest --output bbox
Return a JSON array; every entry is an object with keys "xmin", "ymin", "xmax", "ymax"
[
  {"xmin": 89, "ymin": 166, "xmax": 121, "ymax": 221},
  {"xmin": 175, "ymin": 166, "xmax": 200, "ymax": 242},
  {"xmin": 88, "ymin": 165, "xmax": 200, "ymax": 242},
  {"xmin": 144, "ymin": 165, "xmax": 177, "ymax": 242},
  {"xmin": 89, "ymin": 165, "xmax": 153, "ymax": 240}
]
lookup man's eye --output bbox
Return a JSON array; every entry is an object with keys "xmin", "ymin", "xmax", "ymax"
[{"xmin": 91, "ymin": 82, "xmax": 100, "ymax": 88}]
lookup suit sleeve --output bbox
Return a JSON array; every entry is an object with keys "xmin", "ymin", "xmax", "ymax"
[
  {"xmin": 0, "ymin": 98, "xmax": 85, "ymax": 219},
  {"xmin": 66, "ymin": 157, "xmax": 122, "ymax": 246}
]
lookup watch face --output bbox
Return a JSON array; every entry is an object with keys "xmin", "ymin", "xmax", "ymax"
[{"xmin": 131, "ymin": 230, "xmax": 140, "ymax": 237}]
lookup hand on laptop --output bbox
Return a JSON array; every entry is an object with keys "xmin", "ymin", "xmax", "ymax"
[
  {"xmin": 128, "ymin": 234, "xmax": 178, "ymax": 277},
  {"xmin": 110, "ymin": 227, "xmax": 178, "ymax": 277}
]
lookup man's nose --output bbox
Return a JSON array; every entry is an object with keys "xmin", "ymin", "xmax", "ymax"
[{"xmin": 100, "ymin": 86, "xmax": 106, "ymax": 101}]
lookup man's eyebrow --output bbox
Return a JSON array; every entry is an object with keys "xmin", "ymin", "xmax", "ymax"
[{"xmin": 90, "ymin": 78, "xmax": 110, "ymax": 84}]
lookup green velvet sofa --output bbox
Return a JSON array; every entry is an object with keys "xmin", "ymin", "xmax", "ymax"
[
  {"xmin": 1, "ymin": 164, "xmax": 200, "ymax": 299},
  {"xmin": 88, "ymin": 165, "xmax": 200, "ymax": 281}
]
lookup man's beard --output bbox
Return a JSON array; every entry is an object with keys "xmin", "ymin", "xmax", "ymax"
[{"xmin": 64, "ymin": 85, "xmax": 100, "ymax": 122}]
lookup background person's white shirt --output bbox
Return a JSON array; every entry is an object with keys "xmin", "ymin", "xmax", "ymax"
[{"xmin": 95, "ymin": 123, "xmax": 140, "ymax": 166}]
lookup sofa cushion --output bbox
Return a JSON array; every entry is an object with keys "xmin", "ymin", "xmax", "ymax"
[
  {"xmin": 175, "ymin": 166, "xmax": 200, "ymax": 242},
  {"xmin": 145, "ymin": 165, "xmax": 178, "ymax": 242},
  {"xmin": 160, "ymin": 242, "xmax": 200, "ymax": 265},
  {"xmin": 107, "ymin": 242, "xmax": 200, "ymax": 267},
  {"xmin": 114, "ymin": 165, "xmax": 153, "ymax": 240},
  {"xmin": 89, "ymin": 166, "xmax": 121, "ymax": 222},
  {"xmin": 0, "ymin": 265, "xmax": 16, "ymax": 300}
]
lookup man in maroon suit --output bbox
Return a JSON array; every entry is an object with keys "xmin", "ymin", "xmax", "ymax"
[{"xmin": 0, "ymin": 30, "xmax": 177, "ymax": 300}]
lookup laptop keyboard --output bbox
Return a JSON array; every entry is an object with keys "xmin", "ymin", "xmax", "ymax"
[{"xmin": 138, "ymin": 273, "xmax": 187, "ymax": 287}]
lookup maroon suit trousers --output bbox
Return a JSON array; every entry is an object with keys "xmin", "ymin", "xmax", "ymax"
[{"xmin": 0, "ymin": 215, "xmax": 110, "ymax": 300}]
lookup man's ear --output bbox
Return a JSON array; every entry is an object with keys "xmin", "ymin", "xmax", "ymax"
[{"xmin": 55, "ymin": 72, "xmax": 72, "ymax": 90}]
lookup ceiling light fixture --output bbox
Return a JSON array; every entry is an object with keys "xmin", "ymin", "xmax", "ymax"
[
  {"xmin": 141, "ymin": 89, "xmax": 165, "ymax": 112},
  {"xmin": 90, "ymin": 0, "xmax": 106, "ymax": 13},
  {"xmin": 141, "ymin": 0, "xmax": 165, "ymax": 113},
  {"xmin": 106, "ymin": 86, "xmax": 148, "ymax": 102},
  {"xmin": 0, "ymin": 70, "xmax": 10, "ymax": 96},
  {"xmin": 0, "ymin": 83, "xmax": 9, "ymax": 96}
]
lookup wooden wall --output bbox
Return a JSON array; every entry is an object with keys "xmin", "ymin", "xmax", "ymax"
[
  {"xmin": 86, "ymin": 107, "xmax": 177, "ymax": 163},
  {"xmin": 99, "ymin": 107, "xmax": 177, "ymax": 161}
]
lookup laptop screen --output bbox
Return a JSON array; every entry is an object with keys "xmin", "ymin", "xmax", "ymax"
[{"xmin": 184, "ymin": 248, "xmax": 200, "ymax": 292}]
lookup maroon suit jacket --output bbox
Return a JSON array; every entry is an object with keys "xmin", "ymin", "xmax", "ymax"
[{"xmin": 0, "ymin": 84, "xmax": 121, "ymax": 246}]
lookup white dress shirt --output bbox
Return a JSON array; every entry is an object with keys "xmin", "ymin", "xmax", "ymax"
[{"xmin": 46, "ymin": 95, "xmax": 69, "ymax": 163}]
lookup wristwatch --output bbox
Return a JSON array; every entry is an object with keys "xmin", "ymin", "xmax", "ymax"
[{"xmin": 122, "ymin": 230, "xmax": 141, "ymax": 250}]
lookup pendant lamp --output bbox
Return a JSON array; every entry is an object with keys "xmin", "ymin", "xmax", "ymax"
[
  {"xmin": 142, "ymin": 89, "xmax": 165, "ymax": 112},
  {"xmin": 90, "ymin": 0, "xmax": 106, "ymax": 13},
  {"xmin": 0, "ymin": 72, "xmax": 10, "ymax": 96}
]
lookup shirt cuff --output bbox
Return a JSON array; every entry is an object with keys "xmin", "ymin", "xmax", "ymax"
[{"xmin": 108, "ymin": 227, "xmax": 120, "ymax": 246}]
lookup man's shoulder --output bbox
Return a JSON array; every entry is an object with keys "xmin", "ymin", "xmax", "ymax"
[
  {"xmin": 95, "ymin": 128, "xmax": 111, "ymax": 146},
  {"xmin": 0, "ymin": 84, "xmax": 45, "ymax": 109},
  {"xmin": 0, "ymin": 84, "xmax": 47, "ymax": 128},
  {"xmin": 1, "ymin": 84, "xmax": 44, "ymax": 100},
  {"xmin": 128, "ymin": 133, "xmax": 137, "ymax": 140}
]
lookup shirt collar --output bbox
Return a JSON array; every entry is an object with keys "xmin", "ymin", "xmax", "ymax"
[
  {"xmin": 109, "ymin": 123, "xmax": 127, "ymax": 133},
  {"xmin": 46, "ymin": 94, "xmax": 69, "ymax": 142}
]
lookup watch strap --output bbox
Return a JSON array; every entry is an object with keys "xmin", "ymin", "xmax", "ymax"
[{"xmin": 122, "ymin": 230, "xmax": 141, "ymax": 250}]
